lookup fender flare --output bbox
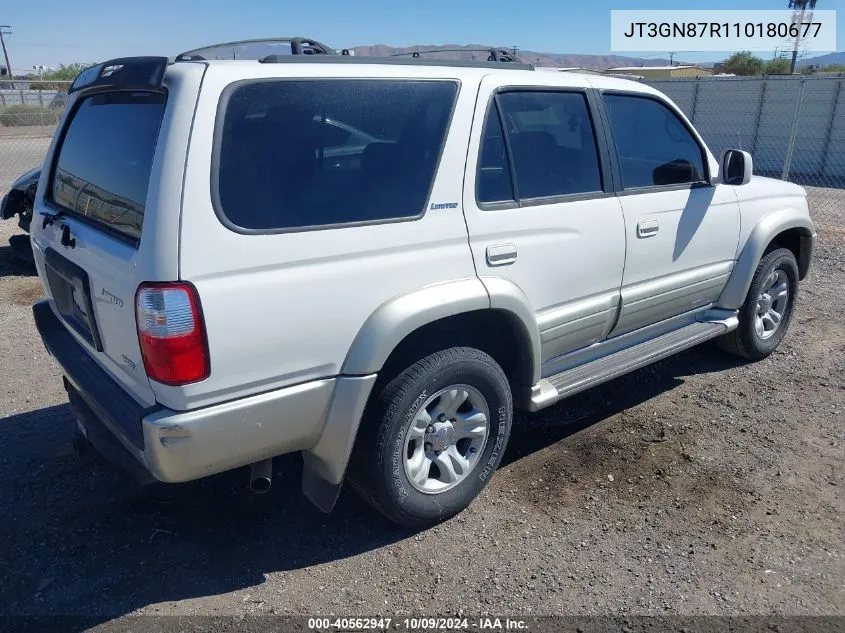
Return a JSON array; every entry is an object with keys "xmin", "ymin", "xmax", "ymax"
[
  {"xmin": 341, "ymin": 278, "xmax": 490, "ymax": 375},
  {"xmin": 480, "ymin": 276, "xmax": 542, "ymax": 387},
  {"xmin": 717, "ymin": 208, "xmax": 815, "ymax": 310},
  {"xmin": 302, "ymin": 278, "xmax": 541, "ymax": 510},
  {"xmin": 340, "ymin": 277, "xmax": 541, "ymax": 386}
]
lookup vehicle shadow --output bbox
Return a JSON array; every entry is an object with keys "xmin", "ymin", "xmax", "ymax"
[
  {"xmin": 0, "ymin": 235, "xmax": 36, "ymax": 278},
  {"xmin": 0, "ymin": 342, "xmax": 747, "ymax": 620},
  {"xmin": 503, "ymin": 341, "xmax": 746, "ymax": 466}
]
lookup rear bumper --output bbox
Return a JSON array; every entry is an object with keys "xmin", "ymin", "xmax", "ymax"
[{"xmin": 33, "ymin": 300, "xmax": 375, "ymax": 485}]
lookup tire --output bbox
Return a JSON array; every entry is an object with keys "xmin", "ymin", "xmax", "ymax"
[
  {"xmin": 348, "ymin": 347, "xmax": 513, "ymax": 528},
  {"xmin": 716, "ymin": 247, "xmax": 799, "ymax": 360}
]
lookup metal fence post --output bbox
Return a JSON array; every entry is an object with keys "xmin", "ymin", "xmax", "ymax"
[
  {"xmin": 0, "ymin": 90, "xmax": 5, "ymax": 107},
  {"xmin": 819, "ymin": 78, "xmax": 842, "ymax": 179},
  {"xmin": 750, "ymin": 79, "xmax": 767, "ymax": 156},
  {"xmin": 690, "ymin": 77, "xmax": 700, "ymax": 124},
  {"xmin": 781, "ymin": 79, "xmax": 806, "ymax": 181}
]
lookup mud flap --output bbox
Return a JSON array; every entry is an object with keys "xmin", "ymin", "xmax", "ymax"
[{"xmin": 301, "ymin": 461, "xmax": 343, "ymax": 513}]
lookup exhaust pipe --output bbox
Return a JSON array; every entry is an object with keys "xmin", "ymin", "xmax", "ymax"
[{"xmin": 249, "ymin": 459, "xmax": 273, "ymax": 494}]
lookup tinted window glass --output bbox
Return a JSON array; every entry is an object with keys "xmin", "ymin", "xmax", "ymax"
[
  {"xmin": 497, "ymin": 91, "xmax": 602, "ymax": 199},
  {"xmin": 52, "ymin": 92, "xmax": 165, "ymax": 241},
  {"xmin": 216, "ymin": 80, "xmax": 457, "ymax": 230},
  {"xmin": 603, "ymin": 94, "xmax": 706, "ymax": 188},
  {"xmin": 477, "ymin": 103, "xmax": 515, "ymax": 203}
]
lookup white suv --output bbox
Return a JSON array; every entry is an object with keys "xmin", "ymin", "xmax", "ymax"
[{"xmin": 29, "ymin": 43, "xmax": 815, "ymax": 527}]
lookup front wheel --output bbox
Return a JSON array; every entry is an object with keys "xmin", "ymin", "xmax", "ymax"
[
  {"xmin": 717, "ymin": 247, "xmax": 799, "ymax": 360},
  {"xmin": 348, "ymin": 347, "xmax": 513, "ymax": 528}
]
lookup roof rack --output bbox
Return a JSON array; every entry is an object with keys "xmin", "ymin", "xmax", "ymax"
[
  {"xmin": 392, "ymin": 48, "xmax": 523, "ymax": 63},
  {"xmin": 257, "ymin": 55, "xmax": 534, "ymax": 70},
  {"xmin": 175, "ymin": 36, "xmax": 338, "ymax": 62},
  {"xmin": 175, "ymin": 37, "xmax": 534, "ymax": 70}
]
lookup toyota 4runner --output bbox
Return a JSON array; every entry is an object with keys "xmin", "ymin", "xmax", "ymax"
[{"xmin": 29, "ymin": 42, "xmax": 815, "ymax": 527}]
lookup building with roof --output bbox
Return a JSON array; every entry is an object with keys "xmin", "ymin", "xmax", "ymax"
[{"xmin": 604, "ymin": 65, "xmax": 713, "ymax": 79}]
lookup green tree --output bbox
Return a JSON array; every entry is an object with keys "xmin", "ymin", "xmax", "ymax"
[
  {"xmin": 722, "ymin": 51, "xmax": 764, "ymax": 76},
  {"xmin": 30, "ymin": 63, "xmax": 92, "ymax": 90},
  {"xmin": 763, "ymin": 58, "xmax": 792, "ymax": 75},
  {"xmin": 43, "ymin": 63, "xmax": 89, "ymax": 81}
]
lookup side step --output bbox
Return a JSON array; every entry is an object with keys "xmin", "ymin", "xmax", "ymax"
[{"xmin": 529, "ymin": 317, "xmax": 737, "ymax": 411}]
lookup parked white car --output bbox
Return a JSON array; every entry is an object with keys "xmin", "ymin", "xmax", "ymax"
[{"xmin": 29, "ymin": 43, "xmax": 815, "ymax": 527}]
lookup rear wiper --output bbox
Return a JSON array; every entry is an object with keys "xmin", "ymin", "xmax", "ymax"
[{"xmin": 40, "ymin": 209, "xmax": 66, "ymax": 229}]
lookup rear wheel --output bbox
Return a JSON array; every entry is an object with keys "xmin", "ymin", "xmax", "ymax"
[
  {"xmin": 717, "ymin": 247, "xmax": 799, "ymax": 360},
  {"xmin": 348, "ymin": 347, "xmax": 513, "ymax": 528}
]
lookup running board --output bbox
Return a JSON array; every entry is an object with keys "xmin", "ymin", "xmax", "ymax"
[{"xmin": 528, "ymin": 316, "xmax": 738, "ymax": 412}]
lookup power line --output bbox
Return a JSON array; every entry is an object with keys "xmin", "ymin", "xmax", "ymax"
[{"xmin": 0, "ymin": 25, "xmax": 12, "ymax": 78}]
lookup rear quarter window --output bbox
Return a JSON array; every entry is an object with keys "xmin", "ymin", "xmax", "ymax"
[
  {"xmin": 213, "ymin": 79, "xmax": 458, "ymax": 232},
  {"xmin": 51, "ymin": 91, "xmax": 166, "ymax": 241}
]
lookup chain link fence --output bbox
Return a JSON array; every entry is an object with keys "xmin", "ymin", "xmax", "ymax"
[
  {"xmin": 1, "ymin": 76, "xmax": 843, "ymax": 212},
  {"xmin": 0, "ymin": 80, "xmax": 70, "ymax": 191},
  {"xmin": 642, "ymin": 74, "xmax": 845, "ymax": 216}
]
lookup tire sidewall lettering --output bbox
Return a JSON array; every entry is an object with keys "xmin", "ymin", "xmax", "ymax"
[
  {"xmin": 392, "ymin": 390, "xmax": 428, "ymax": 503},
  {"xmin": 479, "ymin": 405, "xmax": 507, "ymax": 482}
]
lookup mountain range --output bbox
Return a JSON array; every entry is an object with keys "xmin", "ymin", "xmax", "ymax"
[{"xmin": 797, "ymin": 51, "xmax": 845, "ymax": 67}]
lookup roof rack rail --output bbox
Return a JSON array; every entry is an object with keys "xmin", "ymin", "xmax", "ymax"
[
  {"xmin": 175, "ymin": 36, "xmax": 337, "ymax": 62},
  {"xmin": 257, "ymin": 55, "xmax": 534, "ymax": 70},
  {"xmin": 392, "ymin": 48, "xmax": 523, "ymax": 63}
]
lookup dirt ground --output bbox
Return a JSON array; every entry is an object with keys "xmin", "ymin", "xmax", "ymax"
[{"xmin": 0, "ymin": 194, "xmax": 842, "ymax": 626}]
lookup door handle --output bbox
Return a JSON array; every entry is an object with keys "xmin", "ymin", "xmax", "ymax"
[
  {"xmin": 486, "ymin": 244, "xmax": 517, "ymax": 266},
  {"xmin": 637, "ymin": 220, "xmax": 659, "ymax": 238},
  {"xmin": 60, "ymin": 224, "xmax": 76, "ymax": 249}
]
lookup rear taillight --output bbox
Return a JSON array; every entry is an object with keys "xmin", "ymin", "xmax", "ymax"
[{"xmin": 135, "ymin": 282, "xmax": 209, "ymax": 385}]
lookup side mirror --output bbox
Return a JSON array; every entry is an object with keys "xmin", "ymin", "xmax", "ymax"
[{"xmin": 721, "ymin": 149, "xmax": 753, "ymax": 185}]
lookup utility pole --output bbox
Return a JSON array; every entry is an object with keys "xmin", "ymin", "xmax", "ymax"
[
  {"xmin": 786, "ymin": 0, "xmax": 817, "ymax": 74},
  {"xmin": 669, "ymin": 52, "xmax": 675, "ymax": 66},
  {"xmin": 0, "ymin": 25, "xmax": 12, "ymax": 79},
  {"xmin": 790, "ymin": 6, "xmax": 806, "ymax": 73},
  {"xmin": 511, "ymin": 45, "xmax": 519, "ymax": 57}
]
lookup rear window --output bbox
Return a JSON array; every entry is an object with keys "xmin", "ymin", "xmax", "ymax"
[
  {"xmin": 51, "ymin": 91, "xmax": 166, "ymax": 241},
  {"xmin": 215, "ymin": 79, "xmax": 457, "ymax": 231}
]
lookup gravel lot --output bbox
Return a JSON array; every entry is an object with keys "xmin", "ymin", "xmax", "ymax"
[{"xmin": 0, "ymin": 190, "xmax": 842, "ymax": 625}]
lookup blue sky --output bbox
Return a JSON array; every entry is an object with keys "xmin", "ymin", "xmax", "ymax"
[{"xmin": 3, "ymin": 0, "xmax": 842, "ymax": 70}]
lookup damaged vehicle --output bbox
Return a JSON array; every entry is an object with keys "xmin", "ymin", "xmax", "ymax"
[{"xmin": 1, "ymin": 166, "xmax": 40, "ymax": 256}]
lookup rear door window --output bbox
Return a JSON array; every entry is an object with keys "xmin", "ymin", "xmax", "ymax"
[
  {"xmin": 51, "ymin": 91, "xmax": 166, "ymax": 241},
  {"xmin": 477, "ymin": 104, "xmax": 515, "ymax": 204},
  {"xmin": 215, "ymin": 79, "xmax": 457, "ymax": 231},
  {"xmin": 498, "ymin": 91, "xmax": 602, "ymax": 199},
  {"xmin": 477, "ymin": 90, "xmax": 603, "ymax": 203}
]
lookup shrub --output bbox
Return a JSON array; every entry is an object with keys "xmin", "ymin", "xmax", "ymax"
[
  {"xmin": 763, "ymin": 59, "xmax": 792, "ymax": 75},
  {"xmin": 722, "ymin": 51, "xmax": 764, "ymax": 76}
]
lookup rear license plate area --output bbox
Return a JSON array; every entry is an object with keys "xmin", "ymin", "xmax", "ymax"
[{"xmin": 44, "ymin": 247, "xmax": 103, "ymax": 351}]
